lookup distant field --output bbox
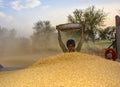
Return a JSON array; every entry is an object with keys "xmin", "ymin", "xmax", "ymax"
[
  {"xmin": 94, "ymin": 40, "xmax": 112, "ymax": 48},
  {"xmin": 81, "ymin": 40, "xmax": 112, "ymax": 56},
  {"xmin": 82, "ymin": 40, "xmax": 112, "ymax": 49}
]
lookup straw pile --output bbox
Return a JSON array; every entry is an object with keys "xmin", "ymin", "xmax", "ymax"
[{"xmin": 0, "ymin": 52, "xmax": 120, "ymax": 87}]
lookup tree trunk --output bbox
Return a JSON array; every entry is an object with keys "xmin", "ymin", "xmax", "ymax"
[{"xmin": 115, "ymin": 15, "xmax": 120, "ymax": 59}]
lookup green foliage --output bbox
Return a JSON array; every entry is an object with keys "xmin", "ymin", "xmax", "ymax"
[
  {"xmin": 68, "ymin": 9, "xmax": 83, "ymax": 23},
  {"xmin": 67, "ymin": 9, "xmax": 83, "ymax": 38},
  {"xmin": 67, "ymin": 6, "xmax": 107, "ymax": 42},
  {"xmin": 98, "ymin": 26, "xmax": 116, "ymax": 40},
  {"xmin": 84, "ymin": 6, "xmax": 107, "ymax": 42}
]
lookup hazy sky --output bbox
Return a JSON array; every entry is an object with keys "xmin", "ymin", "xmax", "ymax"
[{"xmin": 0, "ymin": 0, "xmax": 120, "ymax": 36}]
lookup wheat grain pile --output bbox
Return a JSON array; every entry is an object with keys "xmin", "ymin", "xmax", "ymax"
[{"xmin": 0, "ymin": 52, "xmax": 120, "ymax": 87}]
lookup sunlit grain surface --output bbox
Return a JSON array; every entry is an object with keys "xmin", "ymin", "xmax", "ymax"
[{"xmin": 0, "ymin": 52, "xmax": 120, "ymax": 87}]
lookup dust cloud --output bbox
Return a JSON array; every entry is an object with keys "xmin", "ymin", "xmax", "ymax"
[
  {"xmin": 0, "ymin": 28, "xmax": 63, "ymax": 67},
  {"xmin": 0, "ymin": 27, "xmax": 92, "ymax": 67}
]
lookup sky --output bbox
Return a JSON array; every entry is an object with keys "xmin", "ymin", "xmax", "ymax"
[{"xmin": 0, "ymin": 0, "xmax": 120, "ymax": 37}]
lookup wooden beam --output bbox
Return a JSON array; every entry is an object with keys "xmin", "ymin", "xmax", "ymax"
[{"xmin": 115, "ymin": 15, "xmax": 120, "ymax": 59}]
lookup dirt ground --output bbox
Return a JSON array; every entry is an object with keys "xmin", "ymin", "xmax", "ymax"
[{"xmin": 0, "ymin": 50, "xmax": 61, "ymax": 67}]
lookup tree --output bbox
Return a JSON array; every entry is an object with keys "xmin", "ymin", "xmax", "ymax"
[
  {"xmin": 68, "ymin": 9, "xmax": 83, "ymax": 23},
  {"xmin": 68, "ymin": 6, "xmax": 107, "ymax": 42},
  {"xmin": 0, "ymin": 26, "xmax": 17, "ymax": 54},
  {"xmin": 84, "ymin": 6, "xmax": 106, "ymax": 42},
  {"xmin": 32, "ymin": 20, "xmax": 55, "ymax": 50},
  {"xmin": 67, "ymin": 9, "xmax": 83, "ymax": 38},
  {"xmin": 99, "ymin": 26, "xmax": 116, "ymax": 40}
]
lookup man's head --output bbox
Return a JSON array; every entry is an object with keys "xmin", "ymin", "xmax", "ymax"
[{"xmin": 66, "ymin": 39, "xmax": 75, "ymax": 52}]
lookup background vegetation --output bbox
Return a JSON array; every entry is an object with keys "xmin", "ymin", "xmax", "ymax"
[{"xmin": 0, "ymin": 6, "xmax": 116, "ymax": 58}]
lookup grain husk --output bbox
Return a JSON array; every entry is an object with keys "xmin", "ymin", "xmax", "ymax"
[{"xmin": 0, "ymin": 52, "xmax": 120, "ymax": 87}]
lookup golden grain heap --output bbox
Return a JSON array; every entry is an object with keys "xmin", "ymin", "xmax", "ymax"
[{"xmin": 0, "ymin": 52, "xmax": 120, "ymax": 87}]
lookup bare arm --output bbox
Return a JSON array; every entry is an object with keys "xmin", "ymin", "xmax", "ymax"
[
  {"xmin": 57, "ymin": 29, "xmax": 68, "ymax": 52},
  {"xmin": 76, "ymin": 23, "xmax": 85, "ymax": 52}
]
